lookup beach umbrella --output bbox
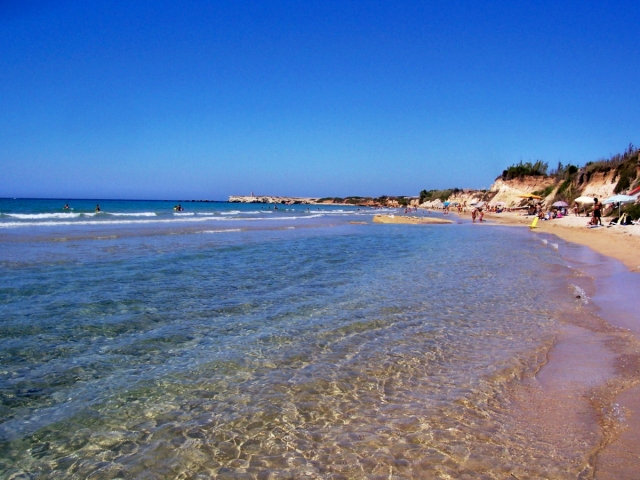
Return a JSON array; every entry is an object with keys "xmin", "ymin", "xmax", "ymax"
[
  {"xmin": 602, "ymin": 194, "xmax": 638, "ymax": 204},
  {"xmin": 574, "ymin": 196, "xmax": 594, "ymax": 214},
  {"xmin": 573, "ymin": 196, "xmax": 595, "ymax": 215},
  {"xmin": 443, "ymin": 201, "xmax": 450, "ymax": 207},
  {"xmin": 552, "ymin": 201, "xmax": 568, "ymax": 207},
  {"xmin": 602, "ymin": 194, "xmax": 638, "ymax": 218},
  {"xmin": 475, "ymin": 201, "xmax": 486, "ymax": 208}
]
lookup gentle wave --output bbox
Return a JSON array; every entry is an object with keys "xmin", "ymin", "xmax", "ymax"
[
  {"xmin": 197, "ymin": 229, "xmax": 243, "ymax": 234},
  {"xmin": 0, "ymin": 213, "xmax": 327, "ymax": 228},
  {"xmin": 108, "ymin": 212, "xmax": 157, "ymax": 217},
  {"xmin": 5, "ymin": 212, "xmax": 82, "ymax": 219}
]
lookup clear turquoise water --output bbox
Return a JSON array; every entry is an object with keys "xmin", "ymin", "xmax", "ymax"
[{"xmin": 0, "ymin": 200, "xmax": 608, "ymax": 478}]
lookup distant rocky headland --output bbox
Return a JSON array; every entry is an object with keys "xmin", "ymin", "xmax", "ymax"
[
  {"xmin": 228, "ymin": 195, "xmax": 416, "ymax": 207},
  {"xmin": 228, "ymin": 195, "xmax": 319, "ymax": 205}
]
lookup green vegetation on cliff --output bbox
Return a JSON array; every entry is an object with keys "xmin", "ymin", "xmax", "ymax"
[
  {"xmin": 500, "ymin": 160, "xmax": 549, "ymax": 180},
  {"xmin": 419, "ymin": 189, "xmax": 462, "ymax": 203}
]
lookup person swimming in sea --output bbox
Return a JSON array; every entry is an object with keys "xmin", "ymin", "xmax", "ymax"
[
  {"xmin": 95, "ymin": 204, "xmax": 101, "ymax": 213},
  {"xmin": 63, "ymin": 204, "xmax": 70, "ymax": 210}
]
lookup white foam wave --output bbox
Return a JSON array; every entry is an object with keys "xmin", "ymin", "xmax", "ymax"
[
  {"xmin": 0, "ymin": 217, "xmax": 223, "ymax": 228},
  {"xmin": 6, "ymin": 212, "xmax": 82, "ymax": 219},
  {"xmin": 198, "ymin": 229, "xmax": 242, "ymax": 234},
  {"xmin": 173, "ymin": 212, "xmax": 195, "ymax": 216},
  {"xmin": 0, "ymin": 213, "xmax": 328, "ymax": 229},
  {"xmin": 220, "ymin": 211, "xmax": 241, "ymax": 215},
  {"xmin": 108, "ymin": 212, "xmax": 157, "ymax": 217}
]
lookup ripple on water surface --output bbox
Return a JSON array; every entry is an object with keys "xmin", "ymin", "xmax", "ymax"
[{"xmin": 0, "ymin": 224, "xmax": 602, "ymax": 478}]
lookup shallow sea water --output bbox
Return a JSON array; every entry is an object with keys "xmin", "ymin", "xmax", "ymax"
[{"xmin": 0, "ymin": 205, "xmax": 626, "ymax": 478}]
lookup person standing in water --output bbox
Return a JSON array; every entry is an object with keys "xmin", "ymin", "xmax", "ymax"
[{"xmin": 95, "ymin": 204, "xmax": 101, "ymax": 213}]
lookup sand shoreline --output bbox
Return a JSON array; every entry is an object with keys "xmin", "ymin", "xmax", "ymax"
[
  {"xmin": 479, "ymin": 210, "xmax": 640, "ymax": 273},
  {"xmin": 455, "ymin": 209, "xmax": 640, "ymax": 477}
]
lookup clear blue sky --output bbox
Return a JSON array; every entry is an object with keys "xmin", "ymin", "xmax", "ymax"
[{"xmin": 2, "ymin": 0, "xmax": 639, "ymax": 200}]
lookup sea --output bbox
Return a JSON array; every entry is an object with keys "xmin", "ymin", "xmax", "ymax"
[{"xmin": 1, "ymin": 198, "xmax": 638, "ymax": 479}]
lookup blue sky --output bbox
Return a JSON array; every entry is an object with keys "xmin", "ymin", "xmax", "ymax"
[{"xmin": 2, "ymin": 0, "xmax": 639, "ymax": 200}]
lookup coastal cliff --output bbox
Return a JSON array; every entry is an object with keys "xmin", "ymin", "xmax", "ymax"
[{"xmin": 422, "ymin": 147, "xmax": 640, "ymax": 208}]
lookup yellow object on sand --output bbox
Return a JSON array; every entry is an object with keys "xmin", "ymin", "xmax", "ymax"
[
  {"xmin": 518, "ymin": 193, "xmax": 543, "ymax": 200},
  {"xmin": 529, "ymin": 217, "xmax": 539, "ymax": 229}
]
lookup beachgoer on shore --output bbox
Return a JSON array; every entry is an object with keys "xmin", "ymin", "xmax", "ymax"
[
  {"xmin": 574, "ymin": 202, "xmax": 579, "ymax": 216},
  {"xmin": 593, "ymin": 198, "xmax": 602, "ymax": 226},
  {"xmin": 471, "ymin": 209, "xmax": 477, "ymax": 223}
]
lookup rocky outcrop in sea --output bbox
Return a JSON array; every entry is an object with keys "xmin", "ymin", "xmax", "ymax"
[{"xmin": 228, "ymin": 195, "xmax": 319, "ymax": 204}]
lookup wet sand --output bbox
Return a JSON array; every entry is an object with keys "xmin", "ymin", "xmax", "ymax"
[
  {"xmin": 373, "ymin": 214, "xmax": 453, "ymax": 225},
  {"xmin": 481, "ymin": 211, "xmax": 640, "ymax": 273},
  {"xmin": 458, "ymin": 209, "xmax": 640, "ymax": 477}
]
